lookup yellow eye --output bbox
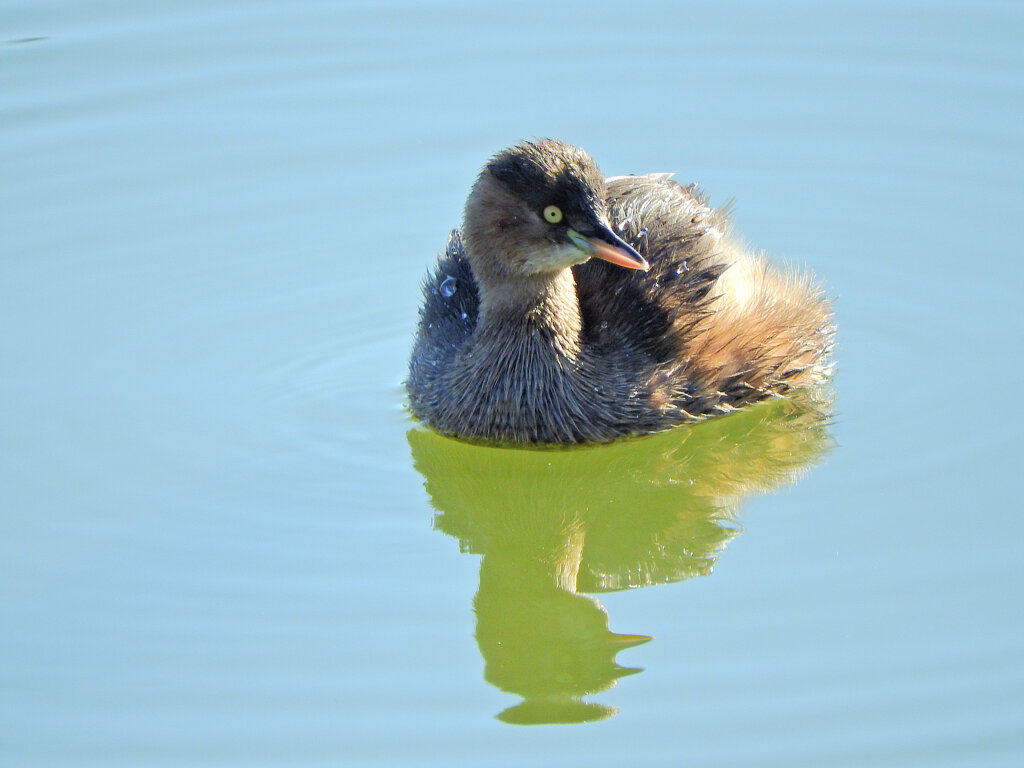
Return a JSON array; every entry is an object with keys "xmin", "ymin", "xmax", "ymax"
[{"xmin": 543, "ymin": 205, "xmax": 563, "ymax": 224}]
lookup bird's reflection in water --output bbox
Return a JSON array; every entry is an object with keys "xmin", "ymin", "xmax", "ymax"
[{"xmin": 408, "ymin": 395, "xmax": 832, "ymax": 725}]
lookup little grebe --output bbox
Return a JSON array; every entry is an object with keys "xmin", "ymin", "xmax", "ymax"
[{"xmin": 407, "ymin": 139, "xmax": 834, "ymax": 444}]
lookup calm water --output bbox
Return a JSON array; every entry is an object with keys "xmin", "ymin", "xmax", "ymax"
[{"xmin": 3, "ymin": 0, "xmax": 1023, "ymax": 765}]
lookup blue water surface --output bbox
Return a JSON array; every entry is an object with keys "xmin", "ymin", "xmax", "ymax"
[{"xmin": 3, "ymin": 1, "xmax": 1023, "ymax": 766}]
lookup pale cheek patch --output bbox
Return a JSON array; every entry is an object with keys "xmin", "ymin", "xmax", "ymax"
[{"xmin": 521, "ymin": 243, "xmax": 589, "ymax": 273}]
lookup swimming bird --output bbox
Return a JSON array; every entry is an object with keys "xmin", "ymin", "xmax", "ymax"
[{"xmin": 407, "ymin": 139, "xmax": 833, "ymax": 444}]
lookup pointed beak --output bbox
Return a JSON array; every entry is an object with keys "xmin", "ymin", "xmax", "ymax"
[
  {"xmin": 567, "ymin": 224, "xmax": 649, "ymax": 271},
  {"xmin": 608, "ymin": 632, "xmax": 653, "ymax": 650}
]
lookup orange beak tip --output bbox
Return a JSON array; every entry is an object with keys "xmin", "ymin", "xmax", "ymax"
[{"xmin": 590, "ymin": 239, "xmax": 649, "ymax": 271}]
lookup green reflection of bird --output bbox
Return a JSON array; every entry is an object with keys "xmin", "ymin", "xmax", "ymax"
[{"xmin": 409, "ymin": 394, "xmax": 832, "ymax": 724}]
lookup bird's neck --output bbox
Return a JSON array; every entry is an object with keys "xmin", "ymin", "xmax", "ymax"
[{"xmin": 474, "ymin": 267, "xmax": 583, "ymax": 361}]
